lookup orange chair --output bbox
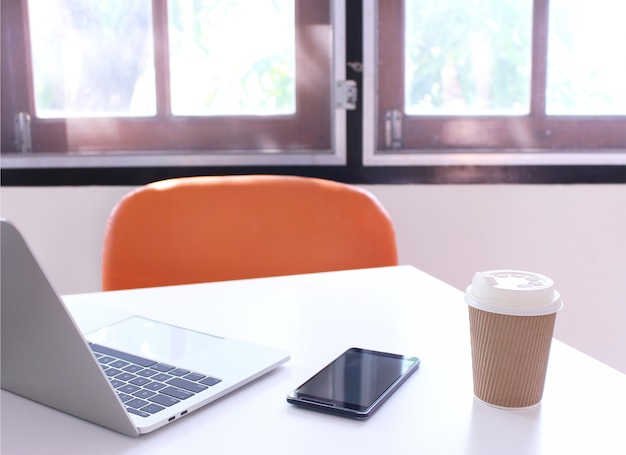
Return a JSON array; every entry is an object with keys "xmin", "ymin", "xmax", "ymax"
[{"xmin": 102, "ymin": 175, "xmax": 398, "ymax": 291}]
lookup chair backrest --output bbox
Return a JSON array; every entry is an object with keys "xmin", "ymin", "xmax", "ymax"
[{"xmin": 102, "ymin": 175, "xmax": 398, "ymax": 290}]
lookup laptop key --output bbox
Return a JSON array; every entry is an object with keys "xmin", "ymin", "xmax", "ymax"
[
  {"xmin": 169, "ymin": 368, "xmax": 190, "ymax": 376},
  {"xmin": 183, "ymin": 373, "xmax": 205, "ymax": 382},
  {"xmin": 105, "ymin": 368, "xmax": 123, "ymax": 377},
  {"xmin": 167, "ymin": 377, "xmax": 208, "ymax": 393},
  {"xmin": 109, "ymin": 360, "xmax": 130, "ymax": 369},
  {"xmin": 118, "ymin": 393, "xmax": 134, "ymax": 402},
  {"xmin": 110, "ymin": 379, "xmax": 125, "ymax": 388},
  {"xmin": 130, "ymin": 377, "xmax": 151, "ymax": 386},
  {"xmin": 161, "ymin": 386, "xmax": 194, "ymax": 400},
  {"xmin": 152, "ymin": 373, "xmax": 173, "ymax": 382},
  {"xmin": 91, "ymin": 344, "xmax": 156, "ymax": 367},
  {"xmin": 133, "ymin": 389, "xmax": 156, "ymax": 399},
  {"xmin": 126, "ymin": 398, "xmax": 149, "ymax": 409},
  {"xmin": 118, "ymin": 384, "xmax": 141, "ymax": 394},
  {"xmin": 136, "ymin": 369, "xmax": 158, "ymax": 378},
  {"xmin": 98, "ymin": 356, "xmax": 116, "ymax": 365},
  {"xmin": 127, "ymin": 407, "xmax": 150, "ymax": 418},
  {"xmin": 200, "ymin": 376, "xmax": 222, "ymax": 387},
  {"xmin": 115, "ymin": 372, "xmax": 137, "ymax": 382},
  {"xmin": 123, "ymin": 364, "xmax": 143, "ymax": 373},
  {"xmin": 149, "ymin": 394, "xmax": 180, "ymax": 407},
  {"xmin": 141, "ymin": 403, "xmax": 165, "ymax": 414},
  {"xmin": 152, "ymin": 363, "xmax": 175, "ymax": 372},
  {"xmin": 144, "ymin": 381, "xmax": 167, "ymax": 391}
]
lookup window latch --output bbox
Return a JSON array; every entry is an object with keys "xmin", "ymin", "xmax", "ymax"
[
  {"xmin": 14, "ymin": 112, "xmax": 32, "ymax": 154},
  {"xmin": 336, "ymin": 80, "xmax": 358, "ymax": 110},
  {"xmin": 384, "ymin": 109, "xmax": 402, "ymax": 150}
]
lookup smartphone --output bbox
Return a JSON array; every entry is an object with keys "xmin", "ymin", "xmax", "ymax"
[{"xmin": 286, "ymin": 348, "xmax": 420, "ymax": 419}]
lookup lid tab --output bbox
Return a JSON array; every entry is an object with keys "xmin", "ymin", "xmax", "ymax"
[{"xmin": 465, "ymin": 270, "xmax": 563, "ymax": 316}]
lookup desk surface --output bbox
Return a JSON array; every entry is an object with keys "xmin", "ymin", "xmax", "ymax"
[{"xmin": 2, "ymin": 266, "xmax": 625, "ymax": 454}]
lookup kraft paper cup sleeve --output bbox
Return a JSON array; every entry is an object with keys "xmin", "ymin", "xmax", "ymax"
[{"xmin": 469, "ymin": 306, "xmax": 557, "ymax": 408}]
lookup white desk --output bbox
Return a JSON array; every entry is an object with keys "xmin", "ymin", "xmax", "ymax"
[{"xmin": 2, "ymin": 266, "xmax": 625, "ymax": 454}]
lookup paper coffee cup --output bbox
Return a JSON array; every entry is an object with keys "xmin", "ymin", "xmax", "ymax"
[{"xmin": 465, "ymin": 270, "xmax": 563, "ymax": 408}]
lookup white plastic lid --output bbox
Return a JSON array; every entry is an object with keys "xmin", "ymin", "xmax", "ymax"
[{"xmin": 465, "ymin": 270, "xmax": 563, "ymax": 316}]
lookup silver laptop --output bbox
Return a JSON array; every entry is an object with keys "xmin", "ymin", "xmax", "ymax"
[{"xmin": 0, "ymin": 219, "xmax": 290, "ymax": 436}]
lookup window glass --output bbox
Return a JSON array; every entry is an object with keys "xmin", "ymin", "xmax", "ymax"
[
  {"xmin": 28, "ymin": 0, "xmax": 156, "ymax": 118},
  {"xmin": 404, "ymin": 0, "xmax": 532, "ymax": 115},
  {"xmin": 168, "ymin": 0, "xmax": 296, "ymax": 116},
  {"xmin": 547, "ymin": 0, "xmax": 626, "ymax": 115}
]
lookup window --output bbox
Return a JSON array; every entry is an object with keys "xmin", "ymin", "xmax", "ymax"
[
  {"xmin": 1, "ymin": 0, "xmax": 625, "ymax": 183},
  {"xmin": 1, "ymin": 0, "xmax": 347, "ymax": 166},
  {"xmin": 364, "ymin": 0, "xmax": 626, "ymax": 165}
]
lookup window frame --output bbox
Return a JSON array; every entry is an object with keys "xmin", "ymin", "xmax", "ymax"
[
  {"xmin": 1, "ymin": 0, "xmax": 348, "ymax": 168},
  {"xmin": 1, "ymin": 0, "xmax": 625, "ymax": 185},
  {"xmin": 362, "ymin": 0, "xmax": 626, "ymax": 167}
]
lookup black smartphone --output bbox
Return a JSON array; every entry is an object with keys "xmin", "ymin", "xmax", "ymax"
[{"xmin": 286, "ymin": 348, "xmax": 420, "ymax": 419}]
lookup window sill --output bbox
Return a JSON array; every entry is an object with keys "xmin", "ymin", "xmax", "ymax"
[
  {"xmin": 2, "ymin": 149, "xmax": 625, "ymax": 186},
  {"xmin": 1, "ymin": 149, "xmax": 345, "ymax": 169},
  {"xmin": 364, "ymin": 149, "xmax": 626, "ymax": 166}
]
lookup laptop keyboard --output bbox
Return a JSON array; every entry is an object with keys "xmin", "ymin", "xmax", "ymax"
[{"xmin": 90, "ymin": 343, "xmax": 222, "ymax": 418}]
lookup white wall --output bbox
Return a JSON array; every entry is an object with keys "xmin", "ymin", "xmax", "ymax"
[{"xmin": 1, "ymin": 184, "xmax": 625, "ymax": 374}]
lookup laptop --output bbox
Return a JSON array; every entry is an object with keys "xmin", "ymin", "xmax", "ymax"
[{"xmin": 0, "ymin": 219, "xmax": 290, "ymax": 436}]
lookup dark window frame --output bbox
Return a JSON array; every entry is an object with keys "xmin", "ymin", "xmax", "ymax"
[
  {"xmin": 2, "ymin": 0, "xmax": 333, "ymax": 154},
  {"xmin": 373, "ymin": 0, "xmax": 626, "ymax": 152},
  {"xmin": 2, "ymin": 0, "xmax": 625, "ymax": 185}
]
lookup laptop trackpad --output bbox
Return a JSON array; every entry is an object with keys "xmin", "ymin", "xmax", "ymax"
[{"xmin": 85, "ymin": 316, "xmax": 223, "ymax": 365}]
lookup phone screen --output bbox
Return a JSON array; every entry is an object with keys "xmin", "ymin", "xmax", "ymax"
[{"xmin": 287, "ymin": 348, "xmax": 420, "ymax": 419}]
